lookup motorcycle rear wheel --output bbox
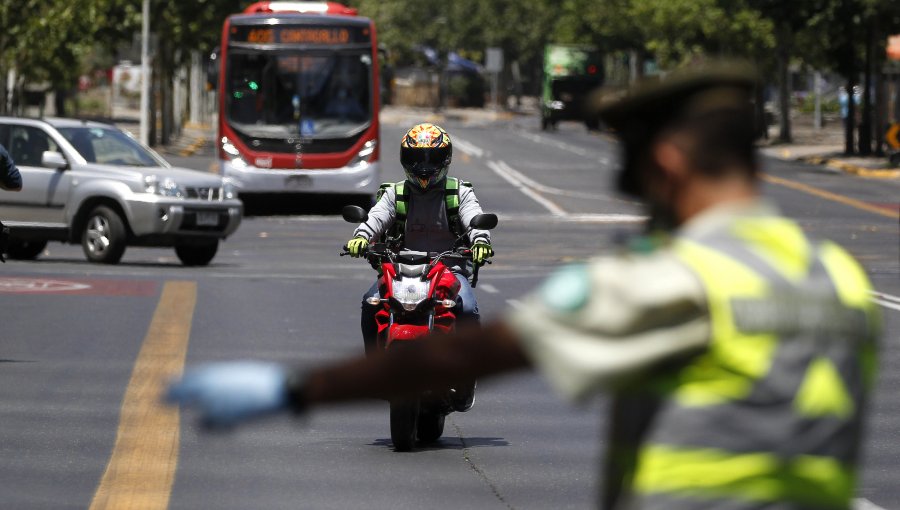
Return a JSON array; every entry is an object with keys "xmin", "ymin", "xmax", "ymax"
[
  {"xmin": 390, "ymin": 399, "xmax": 419, "ymax": 452},
  {"xmin": 416, "ymin": 410, "xmax": 445, "ymax": 444}
]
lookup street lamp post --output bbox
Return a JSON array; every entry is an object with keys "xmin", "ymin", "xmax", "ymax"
[{"xmin": 140, "ymin": 0, "xmax": 151, "ymax": 146}]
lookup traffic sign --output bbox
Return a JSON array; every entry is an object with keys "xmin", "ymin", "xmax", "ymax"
[{"xmin": 886, "ymin": 123, "xmax": 900, "ymax": 149}]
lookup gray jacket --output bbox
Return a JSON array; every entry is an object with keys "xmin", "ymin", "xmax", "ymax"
[{"xmin": 353, "ymin": 180, "xmax": 491, "ymax": 268}]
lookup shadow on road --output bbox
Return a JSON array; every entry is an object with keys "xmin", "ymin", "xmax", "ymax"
[{"xmin": 370, "ymin": 436, "xmax": 510, "ymax": 451}]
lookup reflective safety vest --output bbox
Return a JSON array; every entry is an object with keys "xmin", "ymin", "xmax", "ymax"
[
  {"xmin": 376, "ymin": 177, "xmax": 472, "ymax": 243},
  {"xmin": 607, "ymin": 215, "xmax": 879, "ymax": 510}
]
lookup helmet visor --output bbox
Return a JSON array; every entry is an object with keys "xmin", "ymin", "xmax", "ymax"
[{"xmin": 400, "ymin": 146, "xmax": 451, "ymax": 177}]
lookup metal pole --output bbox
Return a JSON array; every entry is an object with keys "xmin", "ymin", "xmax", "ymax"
[
  {"xmin": 814, "ymin": 71, "xmax": 822, "ymax": 130},
  {"xmin": 140, "ymin": 0, "xmax": 150, "ymax": 145}
]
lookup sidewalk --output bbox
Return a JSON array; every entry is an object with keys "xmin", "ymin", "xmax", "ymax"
[{"xmin": 759, "ymin": 112, "xmax": 900, "ymax": 179}]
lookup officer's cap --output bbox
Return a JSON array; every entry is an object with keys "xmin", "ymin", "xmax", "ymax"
[{"xmin": 593, "ymin": 61, "xmax": 760, "ymax": 196}]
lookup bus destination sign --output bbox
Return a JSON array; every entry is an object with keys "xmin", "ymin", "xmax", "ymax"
[{"xmin": 231, "ymin": 25, "xmax": 370, "ymax": 45}]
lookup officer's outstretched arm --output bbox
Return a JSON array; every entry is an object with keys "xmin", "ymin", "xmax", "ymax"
[
  {"xmin": 167, "ymin": 322, "xmax": 529, "ymax": 426},
  {"xmin": 301, "ymin": 322, "xmax": 528, "ymax": 406}
]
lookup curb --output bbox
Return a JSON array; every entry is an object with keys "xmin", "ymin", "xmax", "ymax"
[
  {"xmin": 178, "ymin": 137, "xmax": 208, "ymax": 157},
  {"xmin": 798, "ymin": 156, "xmax": 900, "ymax": 179}
]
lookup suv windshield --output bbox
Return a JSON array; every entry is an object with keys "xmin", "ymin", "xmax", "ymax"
[
  {"xmin": 226, "ymin": 50, "xmax": 372, "ymax": 139},
  {"xmin": 57, "ymin": 127, "xmax": 163, "ymax": 167}
]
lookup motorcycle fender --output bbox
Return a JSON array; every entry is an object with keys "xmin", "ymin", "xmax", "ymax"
[{"xmin": 387, "ymin": 324, "xmax": 428, "ymax": 346}]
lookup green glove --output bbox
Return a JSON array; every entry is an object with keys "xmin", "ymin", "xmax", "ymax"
[
  {"xmin": 347, "ymin": 237, "xmax": 369, "ymax": 257},
  {"xmin": 472, "ymin": 242, "xmax": 493, "ymax": 265}
]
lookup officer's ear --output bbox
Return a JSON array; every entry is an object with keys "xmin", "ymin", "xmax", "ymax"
[{"xmin": 651, "ymin": 135, "xmax": 691, "ymax": 185}]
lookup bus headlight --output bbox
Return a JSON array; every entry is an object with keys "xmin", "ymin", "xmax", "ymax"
[
  {"xmin": 221, "ymin": 136, "xmax": 249, "ymax": 169},
  {"xmin": 348, "ymin": 139, "xmax": 377, "ymax": 168},
  {"xmin": 144, "ymin": 175, "xmax": 185, "ymax": 198}
]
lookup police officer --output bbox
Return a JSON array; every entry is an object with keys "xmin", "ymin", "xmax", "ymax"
[
  {"xmin": 0, "ymin": 142, "xmax": 23, "ymax": 261},
  {"xmin": 0, "ymin": 142, "xmax": 23, "ymax": 191},
  {"xmin": 169, "ymin": 64, "xmax": 880, "ymax": 510}
]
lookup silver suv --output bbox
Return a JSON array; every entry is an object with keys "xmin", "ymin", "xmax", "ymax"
[{"xmin": 0, "ymin": 117, "xmax": 243, "ymax": 265}]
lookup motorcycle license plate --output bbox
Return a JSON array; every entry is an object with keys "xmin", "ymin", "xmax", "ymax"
[{"xmin": 196, "ymin": 212, "xmax": 219, "ymax": 226}]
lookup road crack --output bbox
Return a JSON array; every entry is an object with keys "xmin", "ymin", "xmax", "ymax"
[{"xmin": 451, "ymin": 419, "xmax": 515, "ymax": 510}]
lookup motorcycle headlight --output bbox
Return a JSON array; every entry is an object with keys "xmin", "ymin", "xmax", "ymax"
[
  {"xmin": 393, "ymin": 278, "xmax": 430, "ymax": 312},
  {"xmin": 348, "ymin": 139, "xmax": 377, "ymax": 168},
  {"xmin": 144, "ymin": 175, "xmax": 185, "ymax": 198}
]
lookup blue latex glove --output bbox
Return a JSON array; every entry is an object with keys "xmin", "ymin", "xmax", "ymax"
[{"xmin": 166, "ymin": 361, "xmax": 289, "ymax": 427}]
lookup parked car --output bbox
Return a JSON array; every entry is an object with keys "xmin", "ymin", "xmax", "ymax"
[{"xmin": 0, "ymin": 117, "xmax": 243, "ymax": 265}]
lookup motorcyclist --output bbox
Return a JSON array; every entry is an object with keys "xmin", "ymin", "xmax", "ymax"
[{"xmin": 346, "ymin": 123, "xmax": 493, "ymax": 409}]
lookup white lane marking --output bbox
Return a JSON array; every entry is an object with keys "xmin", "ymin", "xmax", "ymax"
[
  {"xmin": 854, "ymin": 498, "xmax": 887, "ymax": 510},
  {"xmin": 870, "ymin": 291, "xmax": 900, "ymax": 312},
  {"xmin": 871, "ymin": 290, "xmax": 900, "ymax": 304},
  {"xmin": 506, "ymin": 299, "xmax": 524, "ymax": 309},
  {"xmin": 453, "ymin": 137, "xmax": 486, "ymax": 158},
  {"xmin": 480, "ymin": 284, "xmax": 499, "ymax": 294},
  {"xmin": 487, "ymin": 160, "xmax": 568, "ymax": 217},
  {"xmin": 493, "ymin": 160, "xmax": 627, "ymax": 202},
  {"xmin": 457, "ymin": 135, "xmax": 632, "ymax": 204},
  {"xmin": 514, "ymin": 129, "xmax": 611, "ymax": 165},
  {"xmin": 266, "ymin": 213, "xmax": 646, "ymax": 224},
  {"xmin": 537, "ymin": 213, "xmax": 645, "ymax": 223}
]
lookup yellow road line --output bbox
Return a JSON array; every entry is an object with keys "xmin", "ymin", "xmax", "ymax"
[
  {"xmin": 761, "ymin": 173, "xmax": 899, "ymax": 220},
  {"xmin": 90, "ymin": 281, "xmax": 197, "ymax": 510}
]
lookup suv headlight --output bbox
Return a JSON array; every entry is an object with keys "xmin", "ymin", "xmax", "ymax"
[
  {"xmin": 222, "ymin": 177, "xmax": 238, "ymax": 200},
  {"xmin": 348, "ymin": 139, "xmax": 377, "ymax": 168},
  {"xmin": 144, "ymin": 175, "xmax": 185, "ymax": 198}
]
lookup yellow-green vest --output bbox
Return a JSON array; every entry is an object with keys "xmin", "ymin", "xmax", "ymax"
[{"xmin": 607, "ymin": 214, "xmax": 879, "ymax": 510}]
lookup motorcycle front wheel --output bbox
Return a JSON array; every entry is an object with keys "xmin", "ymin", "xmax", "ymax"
[
  {"xmin": 389, "ymin": 399, "xmax": 419, "ymax": 452},
  {"xmin": 416, "ymin": 410, "xmax": 445, "ymax": 444}
]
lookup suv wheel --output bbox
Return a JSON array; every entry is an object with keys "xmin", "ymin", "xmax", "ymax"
[
  {"xmin": 175, "ymin": 240, "xmax": 218, "ymax": 266},
  {"xmin": 6, "ymin": 239, "xmax": 47, "ymax": 260},
  {"xmin": 82, "ymin": 206, "xmax": 127, "ymax": 264}
]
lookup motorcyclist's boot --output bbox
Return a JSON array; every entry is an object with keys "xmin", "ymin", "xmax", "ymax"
[{"xmin": 450, "ymin": 380, "xmax": 477, "ymax": 412}]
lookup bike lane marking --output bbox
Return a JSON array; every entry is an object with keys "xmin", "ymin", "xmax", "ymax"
[
  {"xmin": 89, "ymin": 281, "xmax": 196, "ymax": 510},
  {"xmin": 0, "ymin": 277, "xmax": 158, "ymax": 296}
]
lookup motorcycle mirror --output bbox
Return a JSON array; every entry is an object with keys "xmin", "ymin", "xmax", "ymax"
[
  {"xmin": 342, "ymin": 205, "xmax": 368, "ymax": 224},
  {"xmin": 469, "ymin": 213, "xmax": 498, "ymax": 230}
]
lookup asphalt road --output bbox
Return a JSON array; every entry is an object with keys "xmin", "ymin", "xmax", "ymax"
[{"xmin": 0, "ymin": 114, "xmax": 898, "ymax": 509}]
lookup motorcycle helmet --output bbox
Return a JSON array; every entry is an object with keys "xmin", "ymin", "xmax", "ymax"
[{"xmin": 400, "ymin": 123, "xmax": 452, "ymax": 190}]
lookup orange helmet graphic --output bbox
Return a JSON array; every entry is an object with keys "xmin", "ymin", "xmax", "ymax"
[{"xmin": 400, "ymin": 123, "xmax": 452, "ymax": 190}]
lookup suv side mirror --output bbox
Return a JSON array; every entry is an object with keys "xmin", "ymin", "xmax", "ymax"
[
  {"xmin": 42, "ymin": 151, "xmax": 68, "ymax": 170},
  {"xmin": 342, "ymin": 205, "xmax": 368, "ymax": 223},
  {"xmin": 469, "ymin": 213, "xmax": 498, "ymax": 230}
]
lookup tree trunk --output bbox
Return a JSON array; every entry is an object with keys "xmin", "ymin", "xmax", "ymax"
[
  {"xmin": 845, "ymin": 78, "xmax": 857, "ymax": 155},
  {"xmin": 777, "ymin": 22, "xmax": 792, "ymax": 143},
  {"xmin": 54, "ymin": 88, "xmax": 67, "ymax": 117}
]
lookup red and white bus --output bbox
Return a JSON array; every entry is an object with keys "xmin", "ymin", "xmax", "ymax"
[{"xmin": 216, "ymin": 1, "xmax": 380, "ymax": 202}]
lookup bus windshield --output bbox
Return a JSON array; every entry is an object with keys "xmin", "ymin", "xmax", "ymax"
[{"xmin": 226, "ymin": 50, "xmax": 372, "ymax": 140}]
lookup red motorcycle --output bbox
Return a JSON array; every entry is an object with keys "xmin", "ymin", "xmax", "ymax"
[{"xmin": 341, "ymin": 205, "xmax": 498, "ymax": 451}]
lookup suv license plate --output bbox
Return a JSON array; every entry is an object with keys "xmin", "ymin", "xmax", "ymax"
[{"xmin": 196, "ymin": 212, "xmax": 219, "ymax": 226}]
